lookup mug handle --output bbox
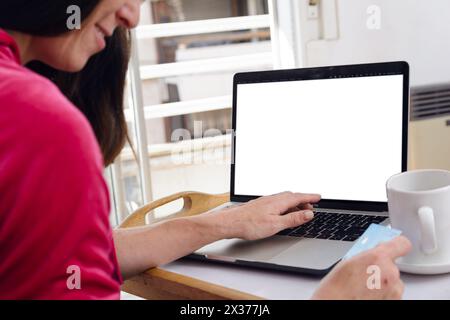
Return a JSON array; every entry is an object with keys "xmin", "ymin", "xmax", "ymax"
[{"xmin": 417, "ymin": 206, "xmax": 438, "ymax": 255}]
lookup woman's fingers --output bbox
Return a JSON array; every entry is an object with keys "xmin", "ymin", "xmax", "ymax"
[
  {"xmin": 280, "ymin": 209, "xmax": 315, "ymax": 230},
  {"xmin": 285, "ymin": 203, "xmax": 314, "ymax": 214},
  {"xmin": 298, "ymin": 203, "xmax": 314, "ymax": 210},
  {"xmin": 268, "ymin": 192, "xmax": 321, "ymax": 213},
  {"xmin": 230, "ymin": 192, "xmax": 320, "ymax": 240},
  {"xmin": 375, "ymin": 236, "xmax": 412, "ymax": 260},
  {"xmin": 387, "ymin": 281, "xmax": 405, "ymax": 300}
]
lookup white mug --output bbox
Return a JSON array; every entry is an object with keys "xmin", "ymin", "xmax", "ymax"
[{"xmin": 386, "ymin": 169, "xmax": 450, "ymax": 274}]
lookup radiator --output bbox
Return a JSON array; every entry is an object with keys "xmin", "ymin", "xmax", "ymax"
[{"xmin": 409, "ymin": 83, "xmax": 450, "ymax": 170}]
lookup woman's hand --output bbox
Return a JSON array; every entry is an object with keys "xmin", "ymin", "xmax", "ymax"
[
  {"xmin": 115, "ymin": 191, "xmax": 319, "ymax": 278},
  {"xmin": 214, "ymin": 191, "xmax": 321, "ymax": 241},
  {"xmin": 311, "ymin": 236, "xmax": 412, "ymax": 300}
]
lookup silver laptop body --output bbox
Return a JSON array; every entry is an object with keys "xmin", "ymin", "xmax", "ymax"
[{"xmin": 188, "ymin": 62, "xmax": 410, "ymax": 275}]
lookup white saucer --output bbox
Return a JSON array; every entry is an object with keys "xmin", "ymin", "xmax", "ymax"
[{"xmin": 397, "ymin": 259, "xmax": 450, "ymax": 275}]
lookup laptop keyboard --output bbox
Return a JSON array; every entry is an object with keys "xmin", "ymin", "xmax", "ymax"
[{"xmin": 277, "ymin": 211, "xmax": 387, "ymax": 242}]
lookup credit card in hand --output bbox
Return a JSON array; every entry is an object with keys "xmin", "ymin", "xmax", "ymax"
[{"xmin": 343, "ymin": 223, "xmax": 402, "ymax": 260}]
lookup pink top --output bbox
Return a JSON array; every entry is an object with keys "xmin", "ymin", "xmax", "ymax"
[{"xmin": 0, "ymin": 29, "xmax": 122, "ymax": 299}]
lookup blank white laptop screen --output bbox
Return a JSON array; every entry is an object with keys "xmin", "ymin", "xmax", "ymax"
[{"xmin": 234, "ymin": 75, "xmax": 404, "ymax": 202}]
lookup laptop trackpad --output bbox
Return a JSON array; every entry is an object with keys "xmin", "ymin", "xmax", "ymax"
[
  {"xmin": 269, "ymin": 238, "xmax": 353, "ymax": 271},
  {"xmin": 196, "ymin": 237, "xmax": 301, "ymax": 262}
]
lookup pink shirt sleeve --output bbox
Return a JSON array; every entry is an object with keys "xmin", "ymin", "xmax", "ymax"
[{"xmin": 0, "ymin": 45, "xmax": 122, "ymax": 299}]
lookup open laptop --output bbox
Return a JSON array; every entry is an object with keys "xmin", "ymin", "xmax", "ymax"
[{"xmin": 187, "ymin": 61, "xmax": 410, "ymax": 275}]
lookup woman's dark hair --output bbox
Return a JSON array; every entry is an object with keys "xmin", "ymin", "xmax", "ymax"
[{"xmin": 0, "ymin": 0, "xmax": 131, "ymax": 166}]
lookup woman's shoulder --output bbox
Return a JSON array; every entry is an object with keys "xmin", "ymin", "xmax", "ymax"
[
  {"xmin": 0, "ymin": 63, "xmax": 103, "ymax": 166},
  {"xmin": 1, "ymin": 63, "xmax": 85, "ymax": 128}
]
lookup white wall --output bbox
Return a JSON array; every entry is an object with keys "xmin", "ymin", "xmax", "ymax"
[{"xmin": 297, "ymin": 0, "xmax": 450, "ymax": 87}]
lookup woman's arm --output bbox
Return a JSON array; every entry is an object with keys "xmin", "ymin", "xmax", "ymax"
[
  {"xmin": 113, "ymin": 213, "xmax": 228, "ymax": 279},
  {"xmin": 113, "ymin": 192, "xmax": 320, "ymax": 279}
]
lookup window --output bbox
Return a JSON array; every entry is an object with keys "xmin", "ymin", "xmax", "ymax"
[{"xmin": 108, "ymin": 0, "xmax": 299, "ymax": 224}]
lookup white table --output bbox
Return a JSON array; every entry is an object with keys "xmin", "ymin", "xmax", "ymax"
[{"xmin": 163, "ymin": 259, "xmax": 450, "ymax": 300}]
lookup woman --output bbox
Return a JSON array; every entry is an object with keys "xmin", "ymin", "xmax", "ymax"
[{"xmin": 0, "ymin": 0, "xmax": 411, "ymax": 300}]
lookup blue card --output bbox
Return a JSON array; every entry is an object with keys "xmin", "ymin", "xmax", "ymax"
[{"xmin": 343, "ymin": 223, "xmax": 402, "ymax": 260}]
